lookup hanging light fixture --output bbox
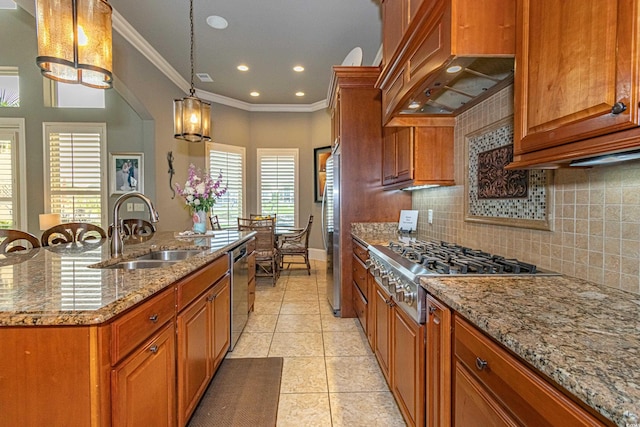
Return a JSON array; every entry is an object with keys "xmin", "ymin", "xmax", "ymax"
[
  {"xmin": 35, "ymin": 0, "xmax": 113, "ymax": 89},
  {"xmin": 173, "ymin": 0, "xmax": 211, "ymax": 142}
]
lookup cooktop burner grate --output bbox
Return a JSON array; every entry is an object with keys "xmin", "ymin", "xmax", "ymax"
[{"xmin": 383, "ymin": 239, "xmax": 557, "ymax": 276}]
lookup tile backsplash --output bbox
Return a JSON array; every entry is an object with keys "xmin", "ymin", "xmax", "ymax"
[{"xmin": 412, "ymin": 85, "xmax": 640, "ymax": 294}]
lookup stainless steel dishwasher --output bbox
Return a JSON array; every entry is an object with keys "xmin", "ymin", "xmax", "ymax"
[{"xmin": 230, "ymin": 242, "xmax": 249, "ymax": 350}]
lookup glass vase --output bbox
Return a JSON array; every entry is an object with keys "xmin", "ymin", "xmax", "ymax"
[{"xmin": 192, "ymin": 210, "xmax": 207, "ymax": 234}]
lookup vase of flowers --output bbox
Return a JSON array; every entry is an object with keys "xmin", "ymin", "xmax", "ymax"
[{"xmin": 175, "ymin": 163, "xmax": 226, "ymax": 233}]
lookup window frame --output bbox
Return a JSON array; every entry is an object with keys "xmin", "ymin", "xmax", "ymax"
[
  {"xmin": 43, "ymin": 122, "xmax": 108, "ymax": 228},
  {"xmin": 0, "ymin": 118, "xmax": 27, "ymax": 229},
  {"xmin": 256, "ymin": 148, "xmax": 299, "ymax": 227},
  {"xmin": 206, "ymin": 142, "xmax": 246, "ymax": 228},
  {"xmin": 0, "ymin": 66, "xmax": 20, "ymax": 108}
]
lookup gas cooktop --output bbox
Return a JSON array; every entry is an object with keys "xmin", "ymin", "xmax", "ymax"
[{"xmin": 374, "ymin": 238, "xmax": 560, "ymax": 277}]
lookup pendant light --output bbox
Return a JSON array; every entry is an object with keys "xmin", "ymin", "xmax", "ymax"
[
  {"xmin": 35, "ymin": 0, "xmax": 113, "ymax": 89},
  {"xmin": 173, "ymin": 0, "xmax": 211, "ymax": 142}
]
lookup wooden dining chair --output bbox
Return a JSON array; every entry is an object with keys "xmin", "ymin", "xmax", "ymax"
[
  {"xmin": 0, "ymin": 230, "xmax": 41, "ymax": 254},
  {"xmin": 278, "ymin": 215, "xmax": 313, "ymax": 275},
  {"xmin": 122, "ymin": 219, "xmax": 156, "ymax": 236},
  {"xmin": 209, "ymin": 214, "xmax": 222, "ymax": 230},
  {"xmin": 41, "ymin": 222, "xmax": 107, "ymax": 246},
  {"xmin": 238, "ymin": 218, "xmax": 279, "ymax": 286}
]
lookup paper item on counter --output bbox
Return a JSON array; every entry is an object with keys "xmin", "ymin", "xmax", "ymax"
[
  {"xmin": 175, "ymin": 230, "xmax": 215, "ymax": 238},
  {"xmin": 398, "ymin": 210, "xmax": 418, "ymax": 232}
]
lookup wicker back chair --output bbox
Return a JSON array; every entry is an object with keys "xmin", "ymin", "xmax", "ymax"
[
  {"xmin": 278, "ymin": 215, "xmax": 313, "ymax": 275},
  {"xmin": 238, "ymin": 218, "xmax": 279, "ymax": 286}
]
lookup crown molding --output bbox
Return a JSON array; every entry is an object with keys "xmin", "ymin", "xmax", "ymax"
[{"xmin": 112, "ymin": 9, "xmax": 328, "ymax": 113}]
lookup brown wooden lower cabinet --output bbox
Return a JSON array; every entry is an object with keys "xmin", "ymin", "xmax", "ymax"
[
  {"xmin": 373, "ymin": 281, "xmax": 393, "ymax": 384},
  {"xmin": 0, "ymin": 252, "xmax": 234, "ymax": 427},
  {"xmin": 112, "ymin": 323, "xmax": 176, "ymax": 427},
  {"xmin": 212, "ymin": 276, "xmax": 231, "ymax": 370},
  {"xmin": 177, "ymin": 273, "xmax": 230, "ymax": 426},
  {"xmin": 454, "ymin": 315, "xmax": 609, "ymax": 426},
  {"xmin": 392, "ymin": 301, "xmax": 425, "ymax": 427},
  {"xmin": 426, "ymin": 294, "xmax": 452, "ymax": 427},
  {"xmin": 370, "ymin": 278, "xmax": 425, "ymax": 427}
]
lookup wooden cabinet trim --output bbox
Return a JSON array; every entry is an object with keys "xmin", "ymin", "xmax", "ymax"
[
  {"xmin": 392, "ymin": 303, "xmax": 426, "ymax": 427},
  {"xmin": 426, "ymin": 294, "xmax": 452, "ymax": 427}
]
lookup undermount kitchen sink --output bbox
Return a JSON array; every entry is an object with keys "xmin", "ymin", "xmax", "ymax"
[
  {"xmin": 134, "ymin": 249, "xmax": 204, "ymax": 261},
  {"xmin": 101, "ymin": 249, "xmax": 204, "ymax": 269},
  {"xmin": 103, "ymin": 260, "xmax": 179, "ymax": 270}
]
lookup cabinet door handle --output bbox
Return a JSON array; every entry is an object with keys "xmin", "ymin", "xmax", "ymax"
[
  {"xmin": 207, "ymin": 294, "xmax": 216, "ymax": 302},
  {"xmin": 475, "ymin": 357, "xmax": 488, "ymax": 371},
  {"xmin": 149, "ymin": 314, "xmax": 159, "ymax": 323},
  {"xmin": 611, "ymin": 101, "xmax": 627, "ymax": 115},
  {"xmin": 149, "ymin": 345, "xmax": 159, "ymax": 354},
  {"xmin": 428, "ymin": 306, "xmax": 436, "ymax": 315}
]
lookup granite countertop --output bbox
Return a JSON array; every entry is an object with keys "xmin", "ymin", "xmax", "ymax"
[
  {"xmin": 351, "ymin": 227, "xmax": 640, "ymax": 427},
  {"xmin": 0, "ymin": 230, "xmax": 254, "ymax": 327}
]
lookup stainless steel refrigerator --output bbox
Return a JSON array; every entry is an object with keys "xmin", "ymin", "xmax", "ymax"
[{"xmin": 322, "ymin": 143, "xmax": 340, "ymax": 315}]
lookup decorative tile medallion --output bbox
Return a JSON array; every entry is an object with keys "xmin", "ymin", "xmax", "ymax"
[
  {"xmin": 477, "ymin": 145, "xmax": 529, "ymax": 199},
  {"xmin": 465, "ymin": 116, "xmax": 552, "ymax": 230}
]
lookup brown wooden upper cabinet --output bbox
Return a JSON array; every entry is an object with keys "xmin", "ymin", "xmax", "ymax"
[
  {"xmin": 378, "ymin": 0, "xmax": 515, "ymax": 125},
  {"xmin": 509, "ymin": 0, "xmax": 640, "ymax": 169},
  {"xmin": 382, "ymin": 126, "xmax": 455, "ymax": 190}
]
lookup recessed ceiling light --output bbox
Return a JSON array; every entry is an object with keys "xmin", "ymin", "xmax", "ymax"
[
  {"xmin": 446, "ymin": 65, "xmax": 462, "ymax": 73},
  {"xmin": 206, "ymin": 15, "xmax": 228, "ymax": 29},
  {"xmin": 293, "ymin": 65, "xmax": 304, "ymax": 72},
  {"xmin": 237, "ymin": 64, "xmax": 249, "ymax": 71},
  {"xmin": 295, "ymin": 92, "xmax": 305, "ymax": 97},
  {"xmin": 250, "ymin": 91, "xmax": 260, "ymax": 97}
]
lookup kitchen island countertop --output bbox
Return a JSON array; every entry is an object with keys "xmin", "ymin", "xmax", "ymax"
[
  {"xmin": 352, "ymin": 227, "xmax": 640, "ymax": 427},
  {"xmin": 0, "ymin": 230, "xmax": 254, "ymax": 327}
]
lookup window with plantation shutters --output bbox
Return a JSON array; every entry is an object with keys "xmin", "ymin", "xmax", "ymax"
[
  {"xmin": 0, "ymin": 118, "xmax": 26, "ymax": 229},
  {"xmin": 44, "ymin": 123, "xmax": 107, "ymax": 228},
  {"xmin": 257, "ymin": 148, "xmax": 298, "ymax": 227},
  {"xmin": 206, "ymin": 142, "xmax": 245, "ymax": 228}
]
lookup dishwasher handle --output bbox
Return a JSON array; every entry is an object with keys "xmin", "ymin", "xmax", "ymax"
[{"xmin": 233, "ymin": 245, "xmax": 247, "ymax": 262}]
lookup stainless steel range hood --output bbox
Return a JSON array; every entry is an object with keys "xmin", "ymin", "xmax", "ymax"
[{"xmin": 399, "ymin": 57, "xmax": 514, "ymax": 116}]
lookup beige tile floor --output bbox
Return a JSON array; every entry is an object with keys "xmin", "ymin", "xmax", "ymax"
[{"xmin": 226, "ymin": 260, "xmax": 406, "ymax": 426}]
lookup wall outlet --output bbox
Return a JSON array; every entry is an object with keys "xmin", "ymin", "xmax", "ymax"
[
  {"xmin": 428, "ymin": 209, "xmax": 433, "ymax": 224},
  {"xmin": 134, "ymin": 203, "xmax": 145, "ymax": 212},
  {"xmin": 126, "ymin": 203, "xmax": 133, "ymax": 212}
]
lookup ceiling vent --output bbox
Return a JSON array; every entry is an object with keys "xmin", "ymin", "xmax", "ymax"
[{"xmin": 196, "ymin": 73, "xmax": 214, "ymax": 82}]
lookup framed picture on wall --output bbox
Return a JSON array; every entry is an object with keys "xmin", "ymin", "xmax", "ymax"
[
  {"xmin": 110, "ymin": 152, "xmax": 144, "ymax": 195},
  {"xmin": 314, "ymin": 146, "xmax": 331, "ymax": 203}
]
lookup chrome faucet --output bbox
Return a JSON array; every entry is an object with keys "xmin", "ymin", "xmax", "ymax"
[{"xmin": 111, "ymin": 191, "xmax": 160, "ymax": 257}]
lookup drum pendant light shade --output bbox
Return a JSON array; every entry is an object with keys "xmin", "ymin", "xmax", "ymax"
[
  {"xmin": 173, "ymin": 96, "xmax": 211, "ymax": 142},
  {"xmin": 35, "ymin": 0, "xmax": 113, "ymax": 89},
  {"xmin": 174, "ymin": 0, "xmax": 211, "ymax": 142}
]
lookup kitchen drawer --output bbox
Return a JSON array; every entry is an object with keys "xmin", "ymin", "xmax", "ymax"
[
  {"xmin": 111, "ymin": 287, "xmax": 175, "ymax": 364},
  {"xmin": 353, "ymin": 240, "xmax": 369, "ymax": 263},
  {"xmin": 352, "ymin": 255, "xmax": 368, "ymax": 300},
  {"xmin": 454, "ymin": 316, "xmax": 605, "ymax": 426},
  {"xmin": 176, "ymin": 254, "xmax": 229, "ymax": 311},
  {"xmin": 353, "ymin": 282, "xmax": 367, "ymax": 332}
]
